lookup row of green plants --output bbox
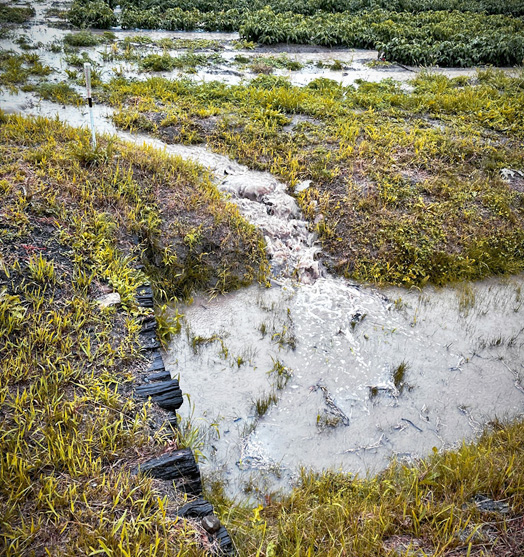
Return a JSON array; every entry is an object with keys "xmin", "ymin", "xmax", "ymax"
[
  {"xmin": 120, "ymin": 0, "xmax": 524, "ymax": 17},
  {"xmin": 239, "ymin": 8, "xmax": 524, "ymax": 66},
  {"xmin": 68, "ymin": 0, "xmax": 524, "ymax": 67},
  {"xmin": 101, "ymin": 68, "xmax": 524, "ymax": 287}
]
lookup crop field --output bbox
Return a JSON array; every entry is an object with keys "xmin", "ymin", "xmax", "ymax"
[{"xmin": 68, "ymin": 0, "xmax": 524, "ymax": 66}]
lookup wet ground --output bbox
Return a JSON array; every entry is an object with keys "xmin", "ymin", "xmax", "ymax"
[
  {"xmin": 3, "ymin": 0, "xmax": 517, "ymax": 94},
  {"xmin": 2, "ymin": 0, "xmax": 523, "ymax": 498},
  {"xmin": 165, "ymin": 274, "xmax": 524, "ymax": 495}
]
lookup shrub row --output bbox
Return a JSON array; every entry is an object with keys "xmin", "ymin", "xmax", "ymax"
[
  {"xmin": 121, "ymin": 0, "xmax": 524, "ymax": 17},
  {"xmin": 68, "ymin": 0, "xmax": 524, "ymax": 66},
  {"xmin": 121, "ymin": 6, "xmax": 242, "ymax": 31},
  {"xmin": 240, "ymin": 8, "xmax": 524, "ymax": 67}
]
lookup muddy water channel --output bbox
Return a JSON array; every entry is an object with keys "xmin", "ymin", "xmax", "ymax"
[
  {"xmin": 167, "ymin": 274, "xmax": 524, "ymax": 494},
  {"xmin": 2, "ymin": 2, "xmax": 524, "ymax": 497}
]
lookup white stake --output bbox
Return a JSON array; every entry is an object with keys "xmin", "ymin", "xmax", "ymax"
[{"xmin": 84, "ymin": 62, "xmax": 96, "ymax": 148}]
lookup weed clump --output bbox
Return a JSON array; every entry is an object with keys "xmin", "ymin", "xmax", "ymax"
[
  {"xmin": 254, "ymin": 392, "xmax": 278, "ymax": 417},
  {"xmin": 392, "ymin": 360, "xmax": 409, "ymax": 393},
  {"xmin": 0, "ymin": 4, "xmax": 34, "ymax": 24},
  {"xmin": 0, "ymin": 51, "xmax": 52, "ymax": 90},
  {"xmin": 140, "ymin": 52, "xmax": 178, "ymax": 71},
  {"xmin": 68, "ymin": 0, "xmax": 117, "ymax": 29},
  {"xmin": 64, "ymin": 30, "xmax": 102, "ymax": 47},
  {"xmin": 37, "ymin": 82, "xmax": 82, "ymax": 105}
]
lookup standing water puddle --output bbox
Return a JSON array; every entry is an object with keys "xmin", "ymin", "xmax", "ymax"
[{"xmin": 166, "ymin": 275, "xmax": 524, "ymax": 494}]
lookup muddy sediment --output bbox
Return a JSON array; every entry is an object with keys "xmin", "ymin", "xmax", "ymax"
[{"xmin": 166, "ymin": 273, "xmax": 524, "ymax": 494}]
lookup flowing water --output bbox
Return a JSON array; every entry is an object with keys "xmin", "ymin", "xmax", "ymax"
[
  {"xmin": 165, "ymin": 273, "xmax": 524, "ymax": 495},
  {"xmin": 2, "ymin": 1, "xmax": 524, "ymax": 497}
]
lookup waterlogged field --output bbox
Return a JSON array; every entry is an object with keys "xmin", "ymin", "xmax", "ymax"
[
  {"xmin": 65, "ymin": 0, "xmax": 524, "ymax": 66},
  {"xmin": 1, "ymin": 0, "xmax": 524, "ymax": 555},
  {"xmin": 106, "ymin": 71, "xmax": 524, "ymax": 286}
]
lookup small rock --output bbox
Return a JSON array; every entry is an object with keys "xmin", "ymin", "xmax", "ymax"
[
  {"xmin": 295, "ymin": 179, "xmax": 312, "ymax": 193},
  {"xmin": 202, "ymin": 514, "xmax": 221, "ymax": 534},
  {"xmin": 473, "ymin": 494, "xmax": 510, "ymax": 514},
  {"xmin": 96, "ymin": 292, "xmax": 121, "ymax": 307}
]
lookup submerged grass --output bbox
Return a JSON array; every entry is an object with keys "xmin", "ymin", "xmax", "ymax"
[
  {"xmin": 103, "ymin": 68, "xmax": 524, "ymax": 286},
  {"xmin": 0, "ymin": 112, "xmax": 266, "ymax": 555},
  {"xmin": 210, "ymin": 419, "xmax": 524, "ymax": 556},
  {"xmin": 0, "ymin": 51, "xmax": 52, "ymax": 91}
]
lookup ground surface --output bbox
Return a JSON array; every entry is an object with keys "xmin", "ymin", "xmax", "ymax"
[{"xmin": 1, "ymin": 2, "xmax": 524, "ymax": 556}]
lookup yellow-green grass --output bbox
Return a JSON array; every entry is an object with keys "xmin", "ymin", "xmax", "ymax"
[
  {"xmin": 0, "ymin": 112, "xmax": 265, "ymax": 555},
  {"xmin": 211, "ymin": 420, "xmax": 524, "ymax": 556},
  {"xmin": 103, "ymin": 69, "xmax": 524, "ymax": 286},
  {"xmin": 0, "ymin": 51, "xmax": 52, "ymax": 92}
]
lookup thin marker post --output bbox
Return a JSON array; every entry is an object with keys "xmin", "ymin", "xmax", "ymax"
[{"xmin": 84, "ymin": 62, "xmax": 96, "ymax": 148}]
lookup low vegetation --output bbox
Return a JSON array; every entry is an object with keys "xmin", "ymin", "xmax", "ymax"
[
  {"xmin": 0, "ymin": 3, "xmax": 35, "ymax": 24},
  {"xmin": 1, "ymin": 108, "xmax": 523, "ymax": 557},
  {"xmin": 211, "ymin": 419, "xmax": 524, "ymax": 555},
  {"xmin": 0, "ymin": 51, "xmax": 52, "ymax": 91},
  {"xmin": 104, "ymin": 69, "xmax": 524, "ymax": 286},
  {"xmin": 63, "ymin": 30, "xmax": 106, "ymax": 47},
  {"xmin": 0, "ymin": 112, "xmax": 267, "ymax": 554},
  {"xmin": 4, "ymin": 3, "xmax": 524, "ymax": 555}
]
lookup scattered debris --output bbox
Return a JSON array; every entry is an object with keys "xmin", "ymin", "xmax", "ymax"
[{"xmin": 95, "ymin": 292, "xmax": 121, "ymax": 307}]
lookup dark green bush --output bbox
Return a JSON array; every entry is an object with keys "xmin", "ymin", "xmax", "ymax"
[
  {"xmin": 68, "ymin": 0, "xmax": 117, "ymax": 29},
  {"xmin": 64, "ymin": 30, "xmax": 101, "ymax": 47}
]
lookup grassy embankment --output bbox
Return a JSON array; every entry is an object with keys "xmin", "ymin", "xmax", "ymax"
[
  {"xmin": 67, "ymin": 0, "xmax": 524, "ymax": 67},
  {"xmin": 0, "ymin": 112, "xmax": 523, "ymax": 557},
  {"xmin": 0, "ymin": 112, "xmax": 265, "ymax": 555},
  {"xmin": 103, "ymin": 69, "xmax": 524, "ymax": 286},
  {"xmin": 213, "ymin": 421, "xmax": 524, "ymax": 556}
]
